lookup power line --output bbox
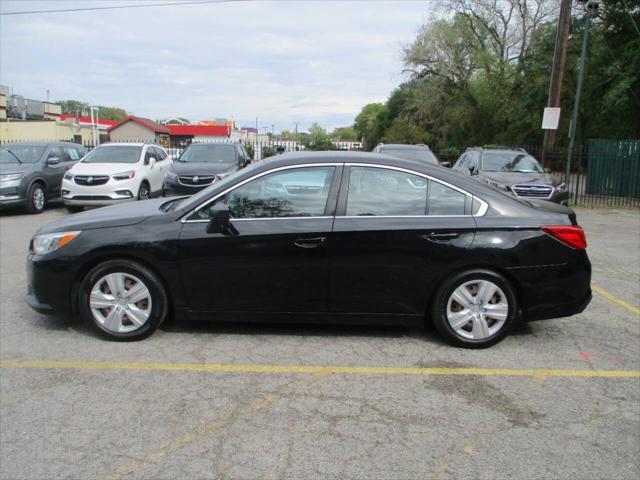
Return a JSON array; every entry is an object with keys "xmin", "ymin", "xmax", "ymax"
[{"xmin": 0, "ymin": 0, "xmax": 247, "ymax": 16}]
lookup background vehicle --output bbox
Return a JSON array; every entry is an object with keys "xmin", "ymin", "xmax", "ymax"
[
  {"xmin": 163, "ymin": 143, "xmax": 250, "ymax": 196},
  {"xmin": 61, "ymin": 143, "xmax": 171, "ymax": 212},
  {"xmin": 26, "ymin": 152, "xmax": 590, "ymax": 348},
  {"xmin": 373, "ymin": 143, "xmax": 443, "ymax": 166},
  {"xmin": 453, "ymin": 147, "xmax": 568, "ymax": 204},
  {"xmin": 0, "ymin": 141, "xmax": 86, "ymax": 214}
]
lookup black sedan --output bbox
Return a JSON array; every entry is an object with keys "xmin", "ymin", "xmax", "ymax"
[{"xmin": 25, "ymin": 152, "xmax": 591, "ymax": 347}]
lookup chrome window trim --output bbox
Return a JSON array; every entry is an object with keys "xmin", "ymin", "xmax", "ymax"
[
  {"xmin": 344, "ymin": 163, "xmax": 488, "ymax": 218},
  {"xmin": 181, "ymin": 161, "xmax": 489, "ymax": 223},
  {"xmin": 181, "ymin": 163, "xmax": 341, "ymax": 223}
]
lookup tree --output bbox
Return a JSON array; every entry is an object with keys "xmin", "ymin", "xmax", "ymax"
[
  {"xmin": 354, "ymin": 103, "xmax": 387, "ymax": 149},
  {"xmin": 96, "ymin": 106, "xmax": 127, "ymax": 121},
  {"xmin": 56, "ymin": 100, "xmax": 89, "ymax": 116},
  {"xmin": 302, "ymin": 123, "xmax": 335, "ymax": 150},
  {"xmin": 330, "ymin": 126, "xmax": 358, "ymax": 140}
]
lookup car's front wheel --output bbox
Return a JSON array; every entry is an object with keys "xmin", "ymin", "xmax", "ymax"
[
  {"xmin": 430, "ymin": 269, "xmax": 517, "ymax": 348},
  {"xmin": 25, "ymin": 183, "xmax": 47, "ymax": 214},
  {"xmin": 137, "ymin": 182, "xmax": 150, "ymax": 200},
  {"xmin": 79, "ymin": 260, "xmax": 168, "ymax": 341}
]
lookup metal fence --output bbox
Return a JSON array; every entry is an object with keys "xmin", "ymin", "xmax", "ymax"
[
  {"xmin": 2, "ymin": 137, "xmax": 637, "ymax": 207},
  {"xmin": 431, "ymin": 141, "xmax": 640, "ymax": 208}
]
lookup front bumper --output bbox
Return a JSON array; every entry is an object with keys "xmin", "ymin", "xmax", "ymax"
[
  {"xmin": 62, "ymin": 176, "xmax": 136, "ymax": 206},
  {"xmin": 163, "ymin": 181, "xmax": 208, "ymax": 197}
]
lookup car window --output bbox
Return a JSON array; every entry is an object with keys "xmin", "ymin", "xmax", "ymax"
[
  {"xmin": 428, "ymin": 181, "xmax": 467, "ymax": 215},
  {"xmin": 83, "ymin": 145, "xmax": 142, "ymax": 164},
  {"xmin": 190, "ymin": 166, "xmax": 335, "ymax": 220},
  {"xmin": 346, "ymin": 167, "xmax": 428, "ymax": 216},
  {"xmin": 64, "ymin": 147, "xmax": 80, "ymax": 161},
  {"xmin": 155, "ymin": 147, "xmax": 167, "ymax": 160},
  {"xmin": 47, "ymin": 146, "xmax": 65, "ymax": 161}
]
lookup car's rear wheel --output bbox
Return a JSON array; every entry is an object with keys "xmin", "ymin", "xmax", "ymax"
[
  {"xmin": 137, "ymin": 182, "xmax": 150, "ymax": 200},
  {"xmin": 25, "ymin": 183, "xmax": 47, "ymax": 214},
  {"xmin": 79, "ymin": 260, "xmax": 168, "ymax": 341},
  {"xmin": 430, "ymin": 269, "xmax": 517, "ymax": 348}
]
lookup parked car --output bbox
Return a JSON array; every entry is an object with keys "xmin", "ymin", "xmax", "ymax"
[
  {"xmin": 61, "ymin": 143, "xmax": 171, "ymax": 212},
  {"xmin": 373, "ymin": 143, "xmax": 443, "ymax": 166},
  {"xmin": 0, "ymin": 141, "xmax": 86, "ymax": 214},
  {"xmin": 453, "ymin": 147, "xmax": 568, "ymax": 204},
  {"xmin": 25, "ymin": 151, "xmax": 591, "ymax": 347},
  {"xmin": 163, "ymin": 143, "xmax": 250, "ymax": 196}
]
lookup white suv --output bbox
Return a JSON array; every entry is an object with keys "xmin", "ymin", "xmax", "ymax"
[{"xmin": 62, "ymin": 143, "xmax": 171, "ymax": 212}]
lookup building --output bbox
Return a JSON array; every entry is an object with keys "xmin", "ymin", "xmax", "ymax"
[
  {"xmin": 165, "ymin": 124, "xmax": 231, "ymax": 147},
  {"xmin": 0, "ymin": 120, "xmax": 96, "ymax": 144},
  {"xmin": 107, "ymin": 115, "xmax": 172, "ymax": 146},
  {"xmin": 0, "ymin": 85, "xmax": 62, "ymax": 122}
]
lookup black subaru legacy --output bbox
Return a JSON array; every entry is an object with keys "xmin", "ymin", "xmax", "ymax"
[
  {"xmin": 163, "ymin": 142, "xmax": 251, "ymax": 196},
  {"xmin": 25, "ymin": 151, "xmax": 591, "ymax": 348}
]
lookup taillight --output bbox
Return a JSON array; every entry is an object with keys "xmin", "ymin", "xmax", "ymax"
[{"xmin": 541, "ymin": 225, "xmax": 587, "ymax": 250}]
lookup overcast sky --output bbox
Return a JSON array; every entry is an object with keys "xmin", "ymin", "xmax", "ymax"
[{"xmin": 1, "ymin": 0, "xmax": 433, "ymax": 132}]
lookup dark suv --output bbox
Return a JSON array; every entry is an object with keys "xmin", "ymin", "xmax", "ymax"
[
  {"xmin": 0, "ymin": 141, "xmax": 86, "ymax": 214},
  {"xmin": 373, "ymin": 143, "xmax": 442, "ymax": 166},
  {"xmin": 453, "ymin": 147, "xmax": 568, "ymax": 204},
  {"xmin": 163, "ymin": 143, "xmax": 251, "ymax": 196}
]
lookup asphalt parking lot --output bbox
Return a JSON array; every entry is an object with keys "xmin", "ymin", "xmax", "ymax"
[{"xmin": 1, "ymin": 205, "xmax": 639, "ymax": 480}]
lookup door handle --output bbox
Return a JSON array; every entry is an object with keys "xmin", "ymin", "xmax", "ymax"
[
  {"xmin": 294, "ymin": 237, "xmax": 327, "ymax": 249},
  {"xmin": 425, "ymin": 232, "xmax": 460, "ymax": 242}
]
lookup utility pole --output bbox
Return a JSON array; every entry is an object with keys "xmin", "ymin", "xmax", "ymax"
[
  {"xmin": 294, "ymin": 122, "xmax": 298, "ymax": 150},
  {"xmin": 565, "ymin": 1, "xmax": 598, "ymax": 194},
  {"xmin": 541, "ymin": 0, "xmax": 572, "ymax": 165}
]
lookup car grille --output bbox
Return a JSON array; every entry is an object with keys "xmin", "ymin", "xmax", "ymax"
[
  {"xmin": 511, "ymin": 184, "xmax": 553, "ymax": 199},
  {"xmin": 74, "ymin": 175, "xmax": 110, "ymax": 186},
  {"xmin": 178, "ymin": 175, "xmax": 215, "ymax": 187},
  {"xmin": 71, "ymin": 195, "xmax": 113, "ymax": 201}
]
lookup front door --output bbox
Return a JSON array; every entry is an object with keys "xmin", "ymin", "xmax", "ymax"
[
  {"xmin": 179, "ymin": 164, "xmax": 341, "ymax": 314},
  {"xmin": 329, "ymin": 165, "xmax": 477, "ymax": 315}
]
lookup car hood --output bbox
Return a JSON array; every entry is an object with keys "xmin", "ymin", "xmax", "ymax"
[
  {"xmin": 36, "ymin": 198, "xmax": 171, "ymax": 234},
  {"xmin": 69, "ymin": 162, "xmax": 140, "ymax": 175},
  {"xmin": 170, "ymin": 162, "xmax": 237, "ymax": 176},
  {"xmin": 0, "ymin": 162, "xmax": 35, "ymax": 175},
  {"xmin": 479, "ymin": 171, "xmax": 559, "ymax": 186}
]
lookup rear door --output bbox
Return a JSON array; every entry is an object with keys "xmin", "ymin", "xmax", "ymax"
[
  {"xmin": 329, "ymin": 165, "xmax": 477, "ymax": 316},
  {"xmin": 178, "ymin": 164, "xmax": 342, "ymax": 314},
  {"xmin": 43, "ymin": 146, "xmax": 66, "ymax": 196}
]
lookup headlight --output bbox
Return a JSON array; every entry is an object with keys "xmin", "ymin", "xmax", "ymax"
[
  {"xmin": 556, "ymin": 182, "xmax": 567, "ymax": 193},
  {"xmin": 32, "ymin": 231, "xmax": 81, "ymax": 255},
  {"xmin": 0, "ymin": 172, "xmax": 25, "ymax": 184},
  {"xmin": 112, "ymin": 170, "xmax": 135, "ymax": 181},
  {"xmin": 63, "ymin": 172, "xmax": 74, "ymax": 181}
]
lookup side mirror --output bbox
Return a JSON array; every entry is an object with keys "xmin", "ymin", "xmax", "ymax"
[
  {"xmin": 47, "ymin": 157, "xmax": 61, "ymax": 166},
  {"xmin": 440, "ymin": 161, "xmax": 451, "ymax": 168},
  {"xmin": 206, "ymin": 205, "xmax": 238, "ymax": 235},
  {"xmin": 148, "ymin": 156, "xmax": 156, "ymax": 168}
]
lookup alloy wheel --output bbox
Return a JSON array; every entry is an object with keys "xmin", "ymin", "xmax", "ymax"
[
  {"xmin": 33, "ymin": 187, "xmax": 45, "ymax": 211},
  {"xmin": 446, "ymin": 279, "xmax": 509, "ymax": 340},
  {"xmin": 139, "ymin": 184, "xmax": 150, "ymax": 200},
  {"xmin": 89, "ymin": 272, "xmax": 152, "ymax": 333}
]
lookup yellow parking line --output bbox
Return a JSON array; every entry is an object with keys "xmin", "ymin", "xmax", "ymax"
[
  {"xmin": 1, "ymin": 359, "xmax": 638, "ymax": 378},
  {"xmin": 593, "ymin": 285, "xmax": 640, "ymax": 316}
]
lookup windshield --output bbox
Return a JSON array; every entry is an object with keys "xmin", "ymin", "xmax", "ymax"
[
  {"xmin": 383, "ymin": 148, "xmax": 439, "ymax": 165},
  {"xmin": 82, "ymin": 145, "xmax": 142, "ymax": 164},
  {"xmin": 0, "ymin": 145, "xmax": 45, "ymax": 164},
  {"xmin": 481, "ymin": 152, "xmax": 543, "ymax": 173},
  {"xmin": 178, "ymin": 144, "xmax": 236, "ymax": 163}
]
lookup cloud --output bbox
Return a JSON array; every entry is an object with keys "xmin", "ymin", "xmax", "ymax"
[{"xmin": 0, "ymin": 0, "xmax": 432, "ymax": 131}]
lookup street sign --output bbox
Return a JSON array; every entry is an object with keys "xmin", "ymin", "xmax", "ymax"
[{"xmin": 542, "ymin": 107, "xmax": 561, "ymax": 130}]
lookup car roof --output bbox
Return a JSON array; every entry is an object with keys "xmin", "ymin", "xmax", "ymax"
[
  {"xmin": 379, "ymin": 144, "xmax": 430, "ymax": 150},
  {"xmin": 0, "ymin": 141, "xmax": 84, "ymax": 147},
  {"xmin": 467, "ymin": 147, "xmax": 528, "ymax": 154}
]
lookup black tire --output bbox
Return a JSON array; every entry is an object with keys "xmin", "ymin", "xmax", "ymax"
[
  {"xmin": 25, "ymin": 183, "xmax": 47, "ymax": 214},
  {"xmin": 66, "ymin": 205, "xmax": 84, "ymax": 213},
  {"xmin": 137, "ymin": 182, "xmax": 150, "ymax": 200},
  {"xmin": 79, "ymin": 259, "xmax": 168, "ymax": 341},
  {"xmin": 430, "ymin": 269, "xmax": 518, "ymax": 348}
]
